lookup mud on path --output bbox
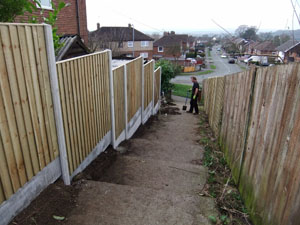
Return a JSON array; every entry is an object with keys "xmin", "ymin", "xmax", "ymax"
[{"xmin": 11, "ymin": 102, "xmax": 217, "ymax": 225}]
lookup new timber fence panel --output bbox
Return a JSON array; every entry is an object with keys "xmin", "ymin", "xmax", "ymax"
[
  {"xmin": 126, "ymin": 57, "xmax": 143, "ymax": 139},
  {"xmin": 0, "ymin": 23, "xmax": 62, "ymax": 225},
  {"xmin": 56, "ymin": 51, "xmax": 112, "ymax": 177},
  {"xmin": 112, "ymin": 65, "xmax": 126, "ymax": 148},
  {"xmin": 239, "ymin": 64, "xmax": 300, "ymax": 225},
  {"xmin": 142, "ymin": 60, "xmax": 154, "ymax": 124},
  {"xmin": 153, "ymin": 67, "xmax": 161, "ymax": 115}
]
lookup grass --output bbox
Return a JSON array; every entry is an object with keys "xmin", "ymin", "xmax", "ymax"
[
  {"xmin": 178, "ymin": 70, "xmax": 214, "ymax": 76},
  {"xmin": 172, "ymin": 83, "xmax": 192, "ymax": 98},
  {"xmin": 210, "ymin": 65, "xmax": 216, "ymax": 70},
  {"xmin": 208, "ymin": 50, "xmax": 211, "ymax": 57}
]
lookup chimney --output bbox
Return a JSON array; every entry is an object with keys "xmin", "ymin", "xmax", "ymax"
[
  {"xmin": 97, "ymin": 23, "xmax": 100, "ymax": 30},
  {"xmin": 170, "ymin": 31, "xmax": 175, "ymax": 35},
  {"xmin": 163, "ymin": 31, "xmax": 169, "ymax": 36},
  {"xmin": 128, "ymin": 23, "xmax": 132, "ymax": 28}
]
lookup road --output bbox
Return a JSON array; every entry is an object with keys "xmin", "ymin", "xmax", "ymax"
[{"xmin": 171, "ymin": 46, "xmax": 243, "ymax": 85}]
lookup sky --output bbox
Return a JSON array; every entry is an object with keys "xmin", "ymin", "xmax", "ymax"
[{"xmin": 86, "ymin": 0, "xmax": 300, "ymax": 35}]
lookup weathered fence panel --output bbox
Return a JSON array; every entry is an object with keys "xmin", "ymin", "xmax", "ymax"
[
  {"xmin": 56, "ymin": 51, "xmax": 112, "ymax": 176},
  {"xmin": 153, "ymin": 67, "xmax": 161, "ymax": 115},
  {"xmin": 126, "ymin": 57, "xmax": 143, "ymax": 139},
  {"xmin": 142, "ymin": 60, "xmax": 154, "ymax": 124},
  {"xmin": 203, "ymin": 76, "xmax": 225, "ymax": 136},
  {"xmin": 204, "ymin": 64, "xmax": 300, "ymax": 225},
  {"xmin": 239, "ymin": 64, "xmax": 300, "ymax": 225},
  {"xmin": 112, "ymin": 65, "xmax": 126, "ymax": 147}
]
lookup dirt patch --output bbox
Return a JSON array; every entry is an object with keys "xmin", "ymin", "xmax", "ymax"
[
  {"xmin": 10, "ymin": 180, "xmax": 81, "ymax": 225},
  {"xmin": 10, "ymin": 148, "xmax": 118, "ymax": 225},
  {"xmin": 160, "ymin": 106, "xmax": 181, "ymax": 115}
]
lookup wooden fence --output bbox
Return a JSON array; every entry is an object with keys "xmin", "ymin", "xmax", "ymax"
[
  {"xmin": 153, "ymin": 67, "xmax": 162, "ymax": 114},
  {"xmin": 203, "ymin": 64, "xmax": 300, "ymax": 225},
  {"xmin": 0, "ymin": 24, "xmax": 59, "ymax": 202},
  {"xmin": 142, "ymin": 60, "xmax": 154, "ymax": 124},
  {"xmin": 0, "ymin": 23, "xmax": 162, "ymax": 225}
]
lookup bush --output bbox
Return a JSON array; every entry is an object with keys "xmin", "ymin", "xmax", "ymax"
[
  {"xmin": 155, "ymin": 60, "xmax": 179, "ymax": 94},
  {"xmin": 186, "ymin": 52, "xmax": 196, "ymax": 58},
  {"xmin": 199, "ymin": 53, "xmax": 206, "ymax": 57}
]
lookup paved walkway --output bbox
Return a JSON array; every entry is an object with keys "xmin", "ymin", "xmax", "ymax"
[{"xmin": 65, "ymin": 101, "xmax": 217, "ymax": 225}]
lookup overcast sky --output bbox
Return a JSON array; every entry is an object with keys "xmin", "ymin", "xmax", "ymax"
[{"xmin": 86, "ymin": 0, "xmax": 300, "ymax": 34}]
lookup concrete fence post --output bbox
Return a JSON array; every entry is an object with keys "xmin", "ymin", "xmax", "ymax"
[
  {"xmin": 108, "ymin": 50, "xmax": 116, "ymax": 148},
  {"xmin": 44, "ymin": 24, "xmax": 70, "ymax": 185}
]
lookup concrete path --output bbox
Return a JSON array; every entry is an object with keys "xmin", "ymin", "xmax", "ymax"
[{"xmin": 65, "ymin": 101, "xmax": 217, "ymax": 225}]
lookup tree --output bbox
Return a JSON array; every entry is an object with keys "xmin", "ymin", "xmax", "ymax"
[
  {"xmin": 155, "ymin": 60, "xmax": 176, "ymax": 94},
  {"xmin": 166, "ymin": 44, "xmax": 181, "ymax": 63},
  {"xmin": 259, "ymin": 32, "xmax": 273, "ymax": 41},
  {"xmin": 272, "ymin": 34, "xmax": 291, "ymax": 47},
  {"xmin": 235, "ymin": 25, "xmax": 258, "ymax": 40},
  {"xmin": 0, "ymin": 0, "xmax": 39, "ymax": 22}
]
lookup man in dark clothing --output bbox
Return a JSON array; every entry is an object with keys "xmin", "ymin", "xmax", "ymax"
[{"xmin": 188, "ymin": 76, "xmax": 199, "ymax": 114}]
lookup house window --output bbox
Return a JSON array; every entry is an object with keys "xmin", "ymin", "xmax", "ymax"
[
  {"xmin": 37, "ymin": 0, "xmax": 52, "ymax": 9},
  {"xmin": 140, "ymin": 52, "xmax": 148, "ymax": 58},
  {"xmin": 158, "ymin": 46, "xmax": 164, "ymax": 52},
  {"xmin": 128, "ymin": 41, "xmax": 133, "ymax": 48},
  {"xmin": 141, "ymin": 41, "xmax": 149, "ymax": 47}
]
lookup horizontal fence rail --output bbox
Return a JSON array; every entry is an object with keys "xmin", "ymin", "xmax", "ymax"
[{"xmin": 203, "ymin": 64, "xmax": 300, "ymax": 225}]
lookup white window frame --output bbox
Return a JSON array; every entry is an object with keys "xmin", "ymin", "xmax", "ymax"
[
  {"xmin": 127, "ymin": 41, "xmax": 134, "ymax": 48},
  {"xmin": 158, "ymin": 46, "xmax": 164, "ymax": 52},
  {"xmin": 140, "ymin": 52, "xmax": 149, "ymax": 58},
  {"xmin": 141, "ymin": 41, "xmax": 149, "ymax": 47},
  {"xmin": 37, "ymin": 0, "xmax": 53, "ymax": 10}
]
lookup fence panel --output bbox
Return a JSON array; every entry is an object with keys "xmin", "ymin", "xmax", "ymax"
[
  {"xmin": 153, "ymin": 67, "xmax": 161, "ymax": 115},
  {"xmin": 219, "ymin": 68, "xmax": 255, "ymax": 181},
  {"xmin": 112, "ymin": 65, "xmax": 126, "ymax": 147},
  {"xmin": 0, "ymin": 24, "xmax": 59, "ymax": 204},
  {"xmin": 142, "ymin": 60, "xmax": 154, "ymax": 124},
  {"xmin": 239, "ymin": 64, "xmax": 300, "ymax": 225},
  {"xmin": 203, "ymin": 77, "xmax": 225, "ymax": 136},
  {"xmin": 126, "ymin": 57, "xmax": 143, "ymax": 139},
  {"xmin": 56, "ymin": 51, "xmax": 112, "ymax": 176}
]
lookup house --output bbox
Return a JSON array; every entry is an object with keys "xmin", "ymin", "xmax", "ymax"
[
  {"xmin": 15, "ymin": 0, "xmax": 89, "ymax": 44},
  {"xmin": 56, "ymin": 35, "xmax": 90, "ymax": 61},
  {"xmin": 152, "ymin": 32, "xmax": 188, "ymax": 62},
  {"xmin": 89, "ymin": 24, "xmax": 154, "ymax": 59},
  {"xmin": 275, "ymin": 40, "xmax": 300, "ymax": 63},
  {"xmin": 253, "ymin": 41, "xmax": 276, "ymax": 55},
  {"xmin": 244, "ymin": 41, "xmax": 260, "ymax": 54}
]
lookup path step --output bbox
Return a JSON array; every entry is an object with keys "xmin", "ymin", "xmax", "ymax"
[
  {"xmin": 93, "ymin": 156, "xmax": 207, "ymax": 195},
  {"xmin": 65, "ymin": 181, "xmax": 217, "ymax": 225},
  {"xmin": 121, "ymin": 138, "xmax": 204, "ymax": 165}
]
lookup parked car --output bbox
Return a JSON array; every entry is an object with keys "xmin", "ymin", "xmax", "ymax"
[
  {"xmin": 221, "ymin": 54, "xmax": 227, "ymax": 58},
  {"xmin": 244, "ymin": 56, "xmax": 260, "ymax": 63},
  {"xmin": 228, "ymin": 58, "xmax": 235, "ymax": 64}
]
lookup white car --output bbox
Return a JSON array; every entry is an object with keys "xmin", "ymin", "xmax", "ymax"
[{"xmin": 221, "ymin": 54, "xmax": 227, "ymax": 58}]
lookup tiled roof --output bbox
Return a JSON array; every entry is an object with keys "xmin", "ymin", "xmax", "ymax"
[
  {"xmin": 275, "ymin": 40, "xmax": 300, "ymax": 52},
  {"xmin": 89, "ymin": 27, "xmax": 154, "ymax": 42},
  {"xmin": 154, "ymin": 34, "xmax": 188, "ymax": 47},
  {"xmin": 254, "ymin": 41, "xmax": 276, "ymax": 51}
]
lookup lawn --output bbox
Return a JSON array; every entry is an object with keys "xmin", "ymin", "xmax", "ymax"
[
  {"xmin": 210, "ymin": 65, "xmax": 216, "ymax": 69},
  {"xmin": 172, "ymin": 83, "xmax": 192, "ymax": 98},
  {"xmin": 178, "ymin": 70, "xmax": 214, "ymax": 76}
]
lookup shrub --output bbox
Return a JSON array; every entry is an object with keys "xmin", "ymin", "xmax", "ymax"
[
  {"xmin": 186, "ymin": 52, "xmax": 196, "ymax": 58},
  {"xmin": 155, "ymin": 60, "xmax": 178, "ymax": 93}
]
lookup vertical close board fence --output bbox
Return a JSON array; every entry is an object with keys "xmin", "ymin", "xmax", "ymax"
[
  {"xmin": 153, "ymin": 67, "xmax": 162, "ymax": 115},
  {"xmin": 203, "ymin": 64, "xmax": 300, "ymax": 225},
  {"xmin": 142, "ymin": 60, "xmax": 154, "ymax": 124},
  {"xmin": 0, "ymin": 23, "xmax": 62, "ymax": 225},
  {"xmin": 112, "ymin": 65, "xmax": 126, "ymax": 148},
  {"xmin": 56, "ymin": 51, "xmax": 112, "ymax": 178},
  {"xmin": 126, "ymin": 57, "xmax": 143, "ymax": 139}
]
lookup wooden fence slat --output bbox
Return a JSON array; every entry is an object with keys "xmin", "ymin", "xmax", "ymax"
[
  {"xmin": 37, "ymin": 26, "xmax": 59, "ymax": 159},
  {"xmin": 57, "ymin": 64, "xmax": 74, "ymax": 172},
  {"xmin": 0, "ymin": 130, "xmax": 14, "ymax": 199},
  {"xmin": 0, "ymin": 178, "xmax": 5, "ymax": 204},
  {"xmin": 0, "ymin": 26, "xmax": 27, "ymax": 185},
  {"xmin": 26, "ymin": 26, "xmax": 50, "ymax": 167},
  {"xmin": 96, "ymin": 54, "xmax": 104, "ymax": 140}
]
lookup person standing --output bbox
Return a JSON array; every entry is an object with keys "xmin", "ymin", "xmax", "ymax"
[{"xmin": 188, "ymin": 76, "xmax": 199, "ymax": 114}]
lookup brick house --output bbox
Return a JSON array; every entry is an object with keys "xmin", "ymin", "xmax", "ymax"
[
  {"xmin": 15, "ymin": 0, "xmax": 88, "ymax": 44},
  {"xmin": 89, "ymin": 24, "xmax": 154, "ymax": 59},
  {"xmin": 253, "ymin": 41, "xmax": 276, "ymax": 55},
  {"xmin": 275, "ymin": 40, "xmax": 300, "ymax": 63},
  {"xmin": 153, "ymin": 32, "xmax": 188, "ymax": 61}
]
